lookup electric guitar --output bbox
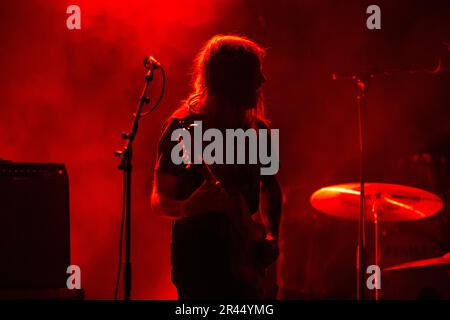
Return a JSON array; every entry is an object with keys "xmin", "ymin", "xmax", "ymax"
[
  {"xmin": 178, "ymin": 118, "xmax": 279, "ymax": 298},
  {"xmin": 197, "ymin": 161, "xmax": 279, "ymax": 298}
]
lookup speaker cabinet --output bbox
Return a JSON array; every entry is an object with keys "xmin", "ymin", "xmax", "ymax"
[{"xmin": 0, "ymin": 162, "xmax": 70, "ymax": 290}]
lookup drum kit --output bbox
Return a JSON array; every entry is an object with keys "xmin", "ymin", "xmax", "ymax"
[
  {"xmin": 316, "ymin": 56, "xmax": 450, "ymax": 299},
  {"xmin": 310, "ymin": 182, "xmax": 448, "ymax": 300}
]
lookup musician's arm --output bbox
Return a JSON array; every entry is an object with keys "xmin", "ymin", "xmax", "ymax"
[
  {"xmin": 151, "ymin": 172, "xmax": 184, "ymax": 219},
  {"xmin": 151, "ymin": 118, "xmax": 194, "ymax": 219},
  {"xmin": 260, "ymin": 174, "xmax": 282, "ymax": 240},
  {"xmin": 151, "ymin": 171, "xmax": 230, "ymax": 219}
]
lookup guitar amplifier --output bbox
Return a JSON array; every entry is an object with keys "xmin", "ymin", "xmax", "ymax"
[{"xmin": 0, "ymin": 161, "xmax": 70, "ymax": 290}]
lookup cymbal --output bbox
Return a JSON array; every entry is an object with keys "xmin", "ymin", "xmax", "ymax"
[
  {"xmin": 310, "ymin": 183, "xmax": 443, "ymax": 221},
  {"xmin": 384, "ymin": 253, "xmax": 450, "ymax": 272}
]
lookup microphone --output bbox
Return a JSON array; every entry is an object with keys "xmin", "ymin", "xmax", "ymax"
[
  {"xmin": 431, "ymin": 42, "xmax": 450, "ymax": 74},
  {"xmin": 143, "ymin": 55, "xmax": 162, "ymax": 70}
]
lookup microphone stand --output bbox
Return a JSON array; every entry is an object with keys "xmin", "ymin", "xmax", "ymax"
[
  {"xmin": 355, "ymin": 75, "xmax": 368, "ymax": 301},
  {"xmin": 333, "ymin": 71, "xmax": 371, "ymax": 300},
  {"xmin": 115, "ymin": 66, "xmax": 156, "ymax": 300}
]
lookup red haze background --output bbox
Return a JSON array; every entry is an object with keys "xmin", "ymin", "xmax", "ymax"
[{"xmin": 1, "ymin": 0, "xmax": 449, "ymax": 299}]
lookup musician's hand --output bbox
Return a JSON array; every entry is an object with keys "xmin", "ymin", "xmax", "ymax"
[
  {"xmin": 228, "ymin": 191, "xmax": 251, "ymax": 216},
  {"xmin": 252, "ymin": 238, "xmax": 280, "ymax": 269},
  {"xmin": 183, "ymin": 180, "xmax": 230, "ymax": 216}
]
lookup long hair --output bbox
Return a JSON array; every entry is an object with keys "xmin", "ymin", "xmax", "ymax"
[{"xmin": 185, "ymin": 34, "xmax": 267, "ymax": 127}]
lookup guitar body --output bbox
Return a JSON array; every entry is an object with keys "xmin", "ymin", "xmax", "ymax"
[
  {"xmin": 211, "ymin": 181, "xmax": 279, "ymax": 299},
  {"xmin": 237, "ymin": 210, "xmax": 279, "ymax": 299}
]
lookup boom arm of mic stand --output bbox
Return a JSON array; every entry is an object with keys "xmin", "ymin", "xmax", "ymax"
[
  {"xmin": 332, "ymin": 60, "xmax": 448, "ymax": 81},
  {"xmin": 118, "ymin": 68, "xmax": 155, "ymax": 163}
]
